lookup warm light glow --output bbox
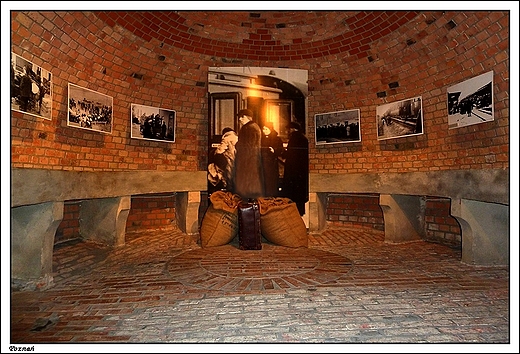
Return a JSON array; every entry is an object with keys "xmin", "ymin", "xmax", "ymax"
[
  {"xmin": 267, "ymin": 105, "xmax": 280, "ymax": 133},
  {"xmin": 245, "ymin": 89, "xmax": 262, "ymax": 97}
]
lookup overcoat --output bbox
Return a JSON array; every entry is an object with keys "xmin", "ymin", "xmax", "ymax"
[
  {"xmin": 233, "ymin": 121, "xmax": 264, "ymax": 199},
  {"xmin": 281, "ymin": 129, "xmax": 309, "ymax": 214},
  {"xmin": 261, "ymin": 131, "xmax": 284, "ymax": 197}
]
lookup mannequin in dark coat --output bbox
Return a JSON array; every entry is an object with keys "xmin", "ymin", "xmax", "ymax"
[
  {"xmin": 261, "ymin": 122, "xmax": 284, "ymax": 197},
  {"xmin": 233, "ymin": 109, "xmax": 264, "ymax": 199},
  {"xmin": 281, "ymin": 121, "xmax": 309, "ymax": 215}
]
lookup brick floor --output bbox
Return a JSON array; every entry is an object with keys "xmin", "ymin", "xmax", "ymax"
[{"xmin": 8, "ymin": 226, "xmax": 515, "ymax": 350}]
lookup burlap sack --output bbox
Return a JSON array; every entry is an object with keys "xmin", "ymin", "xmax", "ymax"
[
  {"xmin": 200, "ymin": 191, "xmax": 241, "ymax": 247},
  {"xmin": 257, "ymin": 197, "xmax": 308, "ymax": 248}
]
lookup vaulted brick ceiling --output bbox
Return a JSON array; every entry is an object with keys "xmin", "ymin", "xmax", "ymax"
[{"xmin": 94, "ymin": 11, "xmax": 419, "ymax": 61}]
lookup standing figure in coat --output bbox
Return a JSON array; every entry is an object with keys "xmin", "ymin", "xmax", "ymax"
[
  {"xmin": 19, "ymin": 65, "xmax": 33, "ymax": 112},
  {"xmin": 233, "ymin": 109, "xmax": 264, "ymax": 199},
  {"xmin": 281, "ymin": 121, "xmax": 309, "ymax": 216},
  {"xmin": 261, "ymin": 122, "xmax": 284, "ymax": 197}
]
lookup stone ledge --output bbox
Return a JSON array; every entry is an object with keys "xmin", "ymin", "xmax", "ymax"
[
  {"xmin": 310, "ymin": 168, "xmax": 509, "ymax": 205},
  {"xmin": 11, "ymin": 168, "xmax": 509, "ymax": 207},
  {"xmin": 11, "ymin": 169, "xmax": 208, "ymax": 207}
]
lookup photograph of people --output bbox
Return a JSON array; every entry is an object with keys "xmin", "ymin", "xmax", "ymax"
[{"xmin": 10, "ymin": 52, "xmax": 52, "ymax": 120}]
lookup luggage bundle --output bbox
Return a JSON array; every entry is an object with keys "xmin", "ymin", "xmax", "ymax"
[
  {"xmin": 200, "ymin": 192, "xmax": 308, "ymax": 249},
  {"xmin": 237, "ymin": 199, "xmax": 262, "ymax": 250},
  {"xmin": 199, "ymin": 191, "xmax": 241, "ymax": 248},
  {"xmin": 256, "ymin": 197, "xmax": 308, "ymax": 248}
]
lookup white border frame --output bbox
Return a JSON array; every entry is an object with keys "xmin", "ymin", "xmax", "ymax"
[
  {"xmin": 447, "ymin": 70, "xmax": 494, "ymax": 129},
  {"xmin": 315, "ymin": 109, "xmax": 361, "ymax": 145},
  {"xmin": 376, "ymin": 96, "xmax": 424, "ymax": 141},
  {"xmin": 131, "ymin": 103, "xmax": 176, "ymax": 142},
  {"xmin": 67, "ymin": 83, "xmax": 113, "ymax": 134},
  {"xmin": 10, "ymin": 52, "xmax": 53, "ymax": 120}
]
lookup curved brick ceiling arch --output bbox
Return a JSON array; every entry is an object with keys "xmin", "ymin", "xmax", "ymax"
[{"xmin": 95, "ymin": 11, "xmax": 419, "ymax": 61}]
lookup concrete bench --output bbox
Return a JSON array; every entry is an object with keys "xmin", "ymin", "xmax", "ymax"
[
  {"xmin": 11, "ymin": 169, "xmax": 206, "ymax": 289},
  {"xmin": 10, "ymin": 168, "xmax": 509, "ymax": 289},
  {"xmin": 309, "ymin": 169, "xmax": 509, "ymax": 267}
]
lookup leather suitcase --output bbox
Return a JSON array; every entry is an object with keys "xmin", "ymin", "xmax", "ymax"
[{"xmin": 238, "ymin": 200, "xmax": 262, "ymax": 250}]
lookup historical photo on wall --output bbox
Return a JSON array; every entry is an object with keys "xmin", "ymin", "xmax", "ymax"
[
  {"xmin": 447, "ymin": 70, "xmax": 493, "ymax": 129},
  {"xmin": 315, "ymin": 109, "xmax": 361, "ymax": 145},
  {"xmin": 10, "ymin": 52, "xmax": 52, "ymax": 120},
  {"xmin": 376, "ymin": 96, "xmax": 423, "ymax": 140},
  {"xmin": 131, "ymin": 104, "xmax": 176, "ymax": 142},
  {"xmin": 68, "ymin": 83, "xmax": 113, "ymax": 134}
]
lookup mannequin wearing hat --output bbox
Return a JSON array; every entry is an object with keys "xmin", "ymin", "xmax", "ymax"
[{"xmin": 233, "ymin": 109, "xmax": 265, "ymax": 199}]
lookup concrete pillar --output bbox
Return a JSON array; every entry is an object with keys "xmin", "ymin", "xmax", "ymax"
[
  {"xmin": 80, "ymin": 196, "xmax": 131, "ymax": 247},
  {"xmin": 176, "ymin": 191, "xmax": 201, "ymax": 235},
  {"xmin": 379, "ymin": 194, "xmax": 426, "ymax": 243},
  {"xmin": 11, "ymin": 201, "xmax": 64, "ymax": 289},
  {"xmin": 451, "ymin": 198, "xmax": 509, "ymax": 265},
  {"xmin": 308, "ymin": 192, "xmax": 327, "ymax": 232}
]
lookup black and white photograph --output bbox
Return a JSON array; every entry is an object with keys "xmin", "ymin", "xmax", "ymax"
[
  {"xmin": 131, "ymin": 104, "xmax": 176, "ymax": 142},
  {"xmin": 10, "ymin": 52, "xmax": 52, "ymax": 120},
  {"xmin": 68, "ymin": 83, "xmax": 113, "ymax": 133},
  {"xmin": 315, "ymin": 109, "xmax": 361, "ymax": 145},
  {"xmin": 207, "ymin": 67, "xmax": 310, "ymax": 218},
  {"xmin": 447, "ymin": 70, "xmax": 494, "ymax": 129},
  {"xmin": 376, "ymin": 96, "xmax": 423, "ymax": 140}
]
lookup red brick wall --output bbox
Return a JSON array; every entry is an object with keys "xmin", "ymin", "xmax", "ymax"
[
  {"xmin": 12, "ymin": 11, "xmax": 506, "ymax": 247},
  {"xmin": 424, "ymin": 197, "xmax": 462, "ymax": 247},
  {"xmin": 10, "ymin": 11, "xmax": 509, "ymax": 175},
  {"xmin": 125, "ymin": 193, "xmax": 176, "ymax": 232},
  {"xmin": 11, "ymin": 11, "xmax": 205, "ymax": 172},
  {"xmin": 55, "ymin": 201, "xmax": 81, "ymax": 244},
  {"xmin": 326, "ymin": 194, "xmax": 385, "ymax": 231},
  {"xmin": 308, "ymin": 11, "xmax": 509, "ymax": 174}
]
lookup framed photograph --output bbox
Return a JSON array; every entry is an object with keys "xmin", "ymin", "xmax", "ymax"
[
  {"xmin": 68, "ymin": 83, "xmax": 113, "ymax": 134},
  {"xmin": 447, "ymin": 71, "xmax": 493, "ymax": 129},
  {"xmin": 315, "ymin": 109, "xmax": 361, "ymax": 145},
  {"xmin": 376, "ymin": 96, "xmax": 423, "ymax": 140},
  {"xmin": 10, "ymin": 52, "xmax": 52, "ymax": 120},
  {"xmin": 131, "ymin": 104, "xmax": 176, "ymax": 142}
]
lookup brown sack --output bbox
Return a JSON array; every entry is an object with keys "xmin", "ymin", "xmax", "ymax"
[
  {"xmin": 209, "ymin": 190, "xmax": 242, "ymax": 213},
  {"xmin": 200, "ymin": 191, "xmax": 241, "ymax": 247},
  {"xmin": 257, "ymin": 197, "xmax": 308, "ymax": 248}
]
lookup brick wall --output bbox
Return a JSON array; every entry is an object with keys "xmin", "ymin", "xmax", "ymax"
[
  {"xmin": 125, "ymin": 193, "xmax": 177, "ymax": 232},
  {"xmin": 424, "ymin": 197, "xmax": 462, "ymax": 248},
  {"xmin": 55, "ymin": 201, "xmax": 81, "ymax": 244},
  {"xmin": 11, "ymin": 11, "xmax": 205, "ymax": 172},
  {"xmin": 326, "ymin": 194, "xmax": 385, "ymax": 231},
  {"xmin": 308, "ymin": 11, "xmax": 509, "ymax": 174},
  {"xmin": 10, "ymin": 11, "xmax": 509, "ymax": 175},
  {"xmin": 12, "ymin": 10, "xmax": 508, "ymax": 247}
]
